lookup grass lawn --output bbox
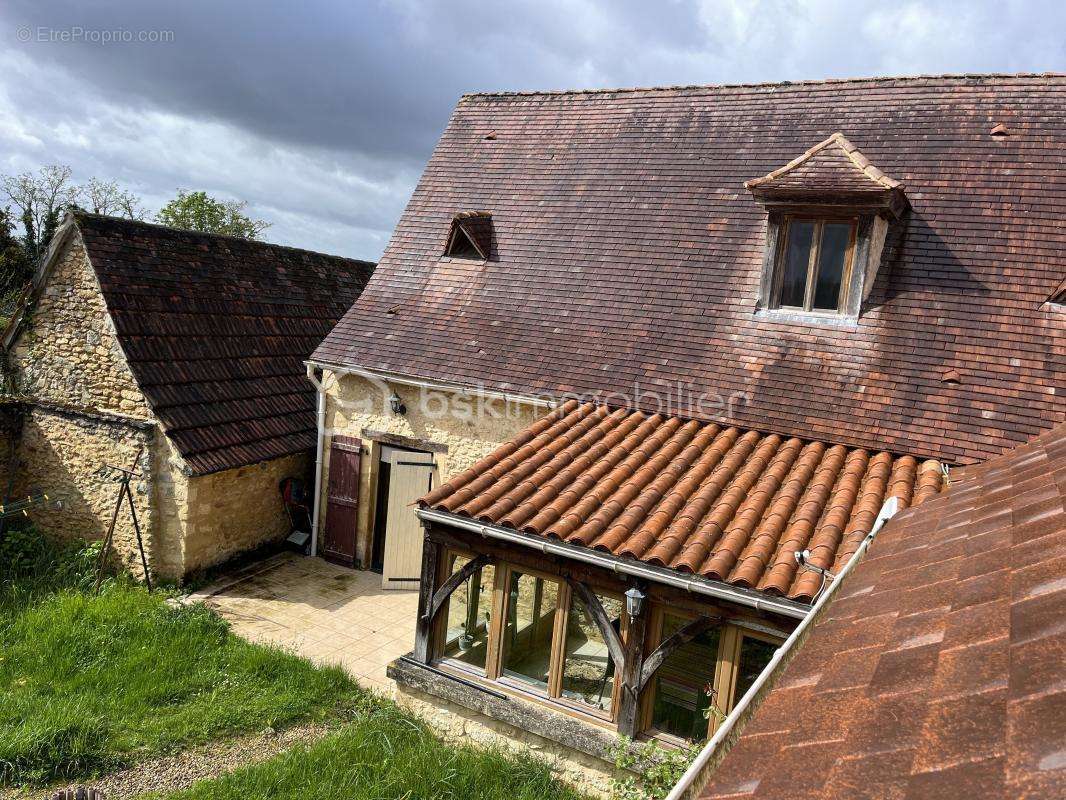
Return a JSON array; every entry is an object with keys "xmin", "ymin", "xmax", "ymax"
[
  {"xmin": 0, "ymin": 532, "xmax": 586, "ymax": 800},
  {"xmin": 145, "ymin": 705, "xmax": 586, "ymax": 800},
  {"xmin": 0, "ymin": 583, "xmax": 363, "ymax": 787}
]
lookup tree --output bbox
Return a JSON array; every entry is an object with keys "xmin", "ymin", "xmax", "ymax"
[
  {"xmin": 0, "ymin": 208, "xmax": 32, "ymax": 311},
  {"xmin": 0, "ymin": 165, "xmax": 147, "ymax": 266},
  {"xmin": 80, "ymin": 177, "xmax": 147, "ymax": 220},
  {"xmin": 1, "ymin": 165, "xmax": 79, "ymax": 262},
  {"xmin": 155, "ymin": 190, "xmax": 271, "ymax": 239}
]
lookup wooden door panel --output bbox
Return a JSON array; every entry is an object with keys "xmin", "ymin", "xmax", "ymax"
[
  {"xmin": 322, "ymin": 438, "xmax": 361, "ymax": 566},
  {"xmin": 381, "ymin": 448, "xmax": 435, "ymax": 590}
]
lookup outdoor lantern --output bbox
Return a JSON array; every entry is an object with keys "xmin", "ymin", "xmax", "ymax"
[
  {"xmin": 389, "ymin": 392, "xmax": 407, "ymax": 415},
  {"xmin": 625, "ymin": 587, "xmax": 645, "ymax": 618}
]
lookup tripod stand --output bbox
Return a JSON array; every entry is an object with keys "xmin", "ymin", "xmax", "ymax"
[{"xmin": 94, "ymin": 447, "xmax": 151, "ymax": 592}]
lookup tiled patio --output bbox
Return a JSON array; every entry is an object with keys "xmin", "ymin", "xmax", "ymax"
[{"xmin": 185, "ymin": 552, "xmax": 419, "ymax": 693}]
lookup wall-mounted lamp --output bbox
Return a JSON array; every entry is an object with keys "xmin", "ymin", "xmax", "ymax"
[
  {"xmin": 389, "ymin": 393, "xmax": 407, "ymax": 415},
  {"xmin": 625, "ymin": 587, "xmax": 645, "ymax": 618}
]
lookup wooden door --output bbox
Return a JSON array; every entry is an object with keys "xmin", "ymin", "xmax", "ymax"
[
  {"xmin": 322, "ymin": 437, "xmax": 362, "ymax": 566},
  {"xmin": 381, "ymin": 446, "xmax": 435, "ymax": 590}
]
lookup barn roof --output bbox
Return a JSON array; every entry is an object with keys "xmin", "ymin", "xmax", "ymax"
[
  {"xmin": 313, "ymin": 73, "xmax": 1066, "ymax": 465},
  {"xmin": 71, "ymin": 213, "xmax": 373, "ymax": 474}
]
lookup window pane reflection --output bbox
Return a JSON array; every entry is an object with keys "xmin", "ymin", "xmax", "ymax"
[
  {"xmin": 780, "ymin": 221, "xmax": 815, "ymax": 307},
  {"xmin": 812, "ymin": 223, "xmax": 851, "ymax": 310},
  {"xmin": 734, "ymin": 636, "xmax": 777, "ymax": 701},
  {"xmin": 442, "ymin": 555, "xmax": 495, "ymax": 674},
  {"xmin": 651, "ymin": 614, "xmax": 722, "ymax": 742},
  {"xmin": 561, "ymin": 592, "xmax": 621, "ymax": 712},
  {"xmin": 501, "ymin": 571, "xmax": 560, "ymax": 692}
]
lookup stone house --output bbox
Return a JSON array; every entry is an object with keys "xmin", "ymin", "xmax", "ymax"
[
  {"xmin": 1, "ymin": 211, "xmax": 373, "ymax": 580},
  {"xmin": 306, "ymin": 73, "xmax": 1064, "ymax": 792}
]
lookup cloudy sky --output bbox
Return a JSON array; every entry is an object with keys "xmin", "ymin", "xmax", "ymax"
[{"xmin": 1, "ymin": 0, "xmax": 1062, "ymax": 260}]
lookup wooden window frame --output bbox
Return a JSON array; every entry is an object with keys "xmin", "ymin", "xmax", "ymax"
[
  {"xmin": 431, "ymin": 552, "xmax": 624, "ymax": 723},
  {"xmin": 771, "ymin": 215, "xmax": 858, "ymax": 315},
  {"xmin": 427, "ymin": 552, "xmax": 786, "ymax": 742},
  {"xmin": 639, "ymin": 605, "xmax": 784, "ymax": 745},
  {"xmin": 432, "ymin": 548, "xmax": 500, "ymax": 677},
  {"xmin": 716, "ymin": 627, "xmax": 782, "ymax": 716}
]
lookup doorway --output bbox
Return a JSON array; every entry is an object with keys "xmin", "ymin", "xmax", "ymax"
[{"xmin": 370, "ymin": 445, "xmax": 435, "ymax": 590}]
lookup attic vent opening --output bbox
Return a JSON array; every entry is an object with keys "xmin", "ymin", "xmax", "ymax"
[
  {"xmin": 444, "ymin": 212, "xmax": 493, "ymax": 260},
  {"xmin": 990, "ymin": 123, "xmax": 1009, "ymax": 137},
  {"xmin": 1049, "ymin": 282, "xmax": 1066, "ymax": 307}
]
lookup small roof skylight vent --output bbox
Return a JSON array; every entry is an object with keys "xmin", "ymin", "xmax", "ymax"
[
  {"xmin": 990, "ymin": 123, "xmax": 1009, "ymax": 137},
  {"xmin": 942, "ymin": 369, "xmax": 963, "ymax": 386},
  {"xmin": 444, "ymin": 212, "xmax": 493, "ymax": 260},
  {"xmin": 1049, "ymin": 279, "xmax": 1066, "ymax": 307}
]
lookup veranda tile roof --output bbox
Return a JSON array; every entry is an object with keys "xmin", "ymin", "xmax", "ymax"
[
  {"xmin": 696, "ymin": 420, "xmax": 1066, "ymax": 800},
  {"xmin": 421, "ymin": 400, "xmax": 943, "ymax": 603}
]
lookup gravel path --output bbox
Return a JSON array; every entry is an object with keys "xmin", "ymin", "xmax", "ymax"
[{"xmin": 3, "ymin": 720, "xmax": 341, "ymax": 800}]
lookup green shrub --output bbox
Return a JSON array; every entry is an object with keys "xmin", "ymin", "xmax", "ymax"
[{"xmin": 611, "ymin": 737, "xmax": 701, "ymax": 800}]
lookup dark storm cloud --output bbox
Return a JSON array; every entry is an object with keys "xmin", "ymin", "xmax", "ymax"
[
  {"xmin": 0, "ymin": 1, "xmax": 1063, "ymax": 258},
  {"xmin": 3, "ymin": 0, "xmax": 719, "ymax": 165}
]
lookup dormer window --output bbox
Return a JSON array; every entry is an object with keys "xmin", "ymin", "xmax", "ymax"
[
  {"xmin": 444, "ymin": 211, "xmax": 493, "ymax": 260},
  {"xmin": 747, "ymin": 133, "xmax": 907, "ymax": 323},
  {"xmin": 774, "ymin": 216, "xmax": 856, "ymax": 313}
]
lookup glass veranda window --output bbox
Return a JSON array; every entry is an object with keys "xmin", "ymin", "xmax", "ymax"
[
  {"xmin": 648, "ymin": 613, "xmax": 723, "ymax": 741},
  {"xmin": 441, "ymin": 554, "xmax": 496, "ymax": 674},
  {"xmin": 560, "ymin": 591, "xmax": 622, "ymax": 713},
  {"xmin": 775, "ymin": 218, "xmax": 856, "ymax": 313},
  {"xmin": 500, "ymin": 570, "xmax": 561, "ymax": 692}
]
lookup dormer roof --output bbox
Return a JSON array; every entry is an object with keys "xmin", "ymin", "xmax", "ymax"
[{"xmin": 745, "ymin": 132, "xmax": 908, "ymax": 215}]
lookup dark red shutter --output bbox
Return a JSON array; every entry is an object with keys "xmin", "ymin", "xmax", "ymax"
[{"xmin": 322, "ymin": 437, "xmax": 361, "ymax": 566}]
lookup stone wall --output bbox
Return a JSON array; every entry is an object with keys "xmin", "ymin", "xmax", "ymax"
[
  {"xmin": 14, "ymin": 407, "xmax": 155, "ymax": 579},
  {"xmin": 4, "ymin": 233, "xmax": 158, "ymax": 578},
  {"xmin": 3, "ymin": 233, "xmax": 312, "ymax": 583},
  {"xmin": 395, "ymin": 684, "xmax": 617, "ymax": 798},
  {"xmin": 181, "ymin": 451, "xmax": 311, "ymax": 575},
  {"xmin": 320, "ymin": 372, "xmax": 548, "ymax": 565},
  {"xmin": 8, "ymin": 231, "xmax": 149, "ymax": 417}
]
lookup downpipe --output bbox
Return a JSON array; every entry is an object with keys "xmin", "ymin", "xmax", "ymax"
[
  {"xmin": 664, "ymin": 495, "xmax": 901, "ymax": 800},
  {"xmin": 305, "ymin": 362, "xmax": 331, "ymax": 558}
]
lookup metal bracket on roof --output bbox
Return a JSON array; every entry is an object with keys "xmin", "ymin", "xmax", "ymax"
[{"xmin": 794, "ymin": 549, "xmax": 835, "ymax": 601}]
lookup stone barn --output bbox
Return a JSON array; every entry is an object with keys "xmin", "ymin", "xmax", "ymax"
[{"xmin": 1, "ymin": 211, "xmax": 374, "ymax": 581}]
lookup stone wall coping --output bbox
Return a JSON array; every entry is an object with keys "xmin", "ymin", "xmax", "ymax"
[
  {"xmin": 15, "ymin": 397, "xmax": 156, "ymax": 432},
  {"xmin": 388, "ymin": 655, "xmax": 647, "ymax": 765}
]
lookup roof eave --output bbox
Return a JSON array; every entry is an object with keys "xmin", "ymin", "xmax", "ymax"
[
  {"xmin": 749, "ymin": 186, "xmax": 910, "ymax": 219},
  {"xmin": 417, "ymin": 507, "xmax": 812, "ymax": 621}
]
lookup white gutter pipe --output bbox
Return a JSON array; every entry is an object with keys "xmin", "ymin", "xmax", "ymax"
[
  {"xmin": 664, "ymin": 495, "xmax": 901, "ymax": 800},
  {"xmin": 416, "ymin": 508, "xmax": 811, "ymax": 621},
  {"xmin": 305, "ymin": 362, "xmax": 340, "ymax": 558}
]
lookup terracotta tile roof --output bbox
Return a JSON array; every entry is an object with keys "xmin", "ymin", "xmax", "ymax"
[
  {"xmin": 313, "ymin": 74, "xmax": 1066, "ymax": 465},
  {"xmin": 696, "ymin": 420, "xmax": 1066, "ymax": 800},
  {"xmin": 74, "ymin": 213, "xmax": 374, "ymax": 475},
  {"xmin": 420, "ymin": 400, "xmax": 943, "ymax": 603}
]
